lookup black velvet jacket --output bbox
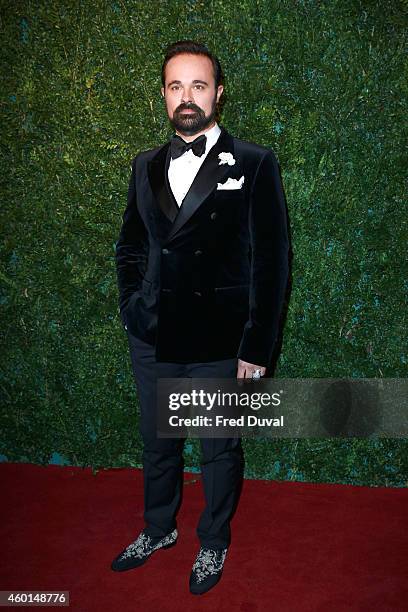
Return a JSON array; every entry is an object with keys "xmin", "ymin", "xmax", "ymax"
[{"xmin": 115, "ymin": 125, "xmax": 289, "ymax": 367}]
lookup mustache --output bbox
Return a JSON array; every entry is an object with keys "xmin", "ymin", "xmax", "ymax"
[{"xmin": 175, "ymin": 103, "xmax": 202, "ymax": 113}]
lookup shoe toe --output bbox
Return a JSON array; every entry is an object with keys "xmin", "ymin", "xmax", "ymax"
[
  {"xmin": 111, "ymin": 550, "xmax": 146, "ymax": 572},
  {"xmin": 189, "ymin": 570, "xmax": 222, "ymax": 595},
  {"xmin": 189, "ymin": 547, "xmax": 227, "ymax": 594}
]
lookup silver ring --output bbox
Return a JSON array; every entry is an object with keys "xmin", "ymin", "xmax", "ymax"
[{"xmin": 251, "ymin": 368, "xmax": 262, "ymax": 380}]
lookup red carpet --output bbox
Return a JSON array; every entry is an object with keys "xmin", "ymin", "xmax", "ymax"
[{"xmin": 1, "ymin": 463, "xmax": 407, "ymax": 611}]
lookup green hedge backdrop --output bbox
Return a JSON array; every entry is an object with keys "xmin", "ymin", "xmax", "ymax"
[{"xmin": 1, "ymin": 0, "xmax": 407, "ymax": 486}]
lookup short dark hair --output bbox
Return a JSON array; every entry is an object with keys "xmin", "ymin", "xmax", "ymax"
[{"xmin": 161, "ymin": 40, "xmax": 223, "ymax": 89}]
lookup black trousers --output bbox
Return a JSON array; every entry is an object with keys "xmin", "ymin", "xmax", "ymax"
[{"xmin": 126, "ymin": 329, "xmax": 245, "ymax": 550}]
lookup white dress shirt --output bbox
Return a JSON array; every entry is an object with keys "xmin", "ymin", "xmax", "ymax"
[{"xmin": 168, "ymin": 122, "xmax": 221, "ymax": 206}]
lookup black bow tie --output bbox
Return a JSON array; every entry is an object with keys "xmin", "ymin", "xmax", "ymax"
[{"xmin": 170, "ymin": 133, "xmax": 207, "ymax": 160}]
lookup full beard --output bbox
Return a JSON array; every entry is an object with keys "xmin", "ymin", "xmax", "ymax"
[{"xmin": 169, "ymin": 96, "xmax": 217, "ymax": 137}]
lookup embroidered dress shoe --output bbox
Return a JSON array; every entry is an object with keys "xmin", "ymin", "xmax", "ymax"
[
  {"xmin": 111, "ymin": 528, "xmax": 177, "ymax": 571},
  {"xmin": 189, "ymin": 546, "xmax": 228, "ymax": 594}
]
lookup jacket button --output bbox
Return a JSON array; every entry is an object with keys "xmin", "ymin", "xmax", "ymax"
[
  {"xmin": 210, "ymin": 212, "xmax": 217, "ymax": 220},
  {"xmin": 162, "ymin": 248, "xmax": 170, "ymax": 254},
  {"xmin": 194, "ymin": 249, "xmax": 203, "ymax": 256}
]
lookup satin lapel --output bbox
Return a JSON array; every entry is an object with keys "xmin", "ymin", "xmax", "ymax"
[
  {"xmin": 165, "ymin": 126, "xmax": 234, "ymax": 242},
  {"xmin": 147, "ymin": 142, "xmax": 179, "ymax": 222}
]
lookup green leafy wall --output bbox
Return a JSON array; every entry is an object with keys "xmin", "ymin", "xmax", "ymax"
[{"xmin": 1, "ymin": 1, "xmax": 407, "ymax": 486}]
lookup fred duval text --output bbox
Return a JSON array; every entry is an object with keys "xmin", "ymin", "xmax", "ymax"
[{"xmin": 168, "ymin": 415, "xmax": 284, "ymax": 427}]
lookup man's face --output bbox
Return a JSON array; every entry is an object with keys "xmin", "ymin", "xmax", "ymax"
[{"xmin": 161, "ymin": 53, "xmax": 223, "ymax": 137}]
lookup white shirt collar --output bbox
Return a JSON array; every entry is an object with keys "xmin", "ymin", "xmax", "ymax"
[{"xmin": 202, "ymin": 122, "xmax": 221, "ymax": 153}]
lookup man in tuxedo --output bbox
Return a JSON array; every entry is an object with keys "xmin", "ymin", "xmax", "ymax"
[{"xmin": 111, "ymin": 40, "xmax": 289, "ymax": 594}]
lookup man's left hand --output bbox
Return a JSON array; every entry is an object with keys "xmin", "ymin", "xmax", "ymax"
[{"xmin": 237, "ymin": 359, "xmax": 266, "ymax": 379}]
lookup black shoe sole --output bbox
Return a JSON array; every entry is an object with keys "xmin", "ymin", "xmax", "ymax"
[{"xmin": 111, "ymin": 539, "xmax": 177, "ymax": 572}]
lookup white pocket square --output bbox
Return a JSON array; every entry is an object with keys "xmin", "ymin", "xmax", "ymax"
[{"xmin": 216, "ymin": 175, "xmax": 245, "ymax": 190}]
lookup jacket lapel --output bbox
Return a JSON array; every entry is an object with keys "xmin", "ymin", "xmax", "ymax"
[
  {"xmin": 147, "ymin": 143, "xmax": 179, "ymax": 223},
  {"xmin": 147, "ymin": 125, "xmax": 235, "ymax": 242}
]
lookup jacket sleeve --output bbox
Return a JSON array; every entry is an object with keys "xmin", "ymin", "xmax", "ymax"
[
  {"xmin": 115, "ymin": 154, "xmax": 149, "ymax": 325},
  {"xmin": 237, "ymin": 150, "xmax": 289, "ymax": 367}
]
